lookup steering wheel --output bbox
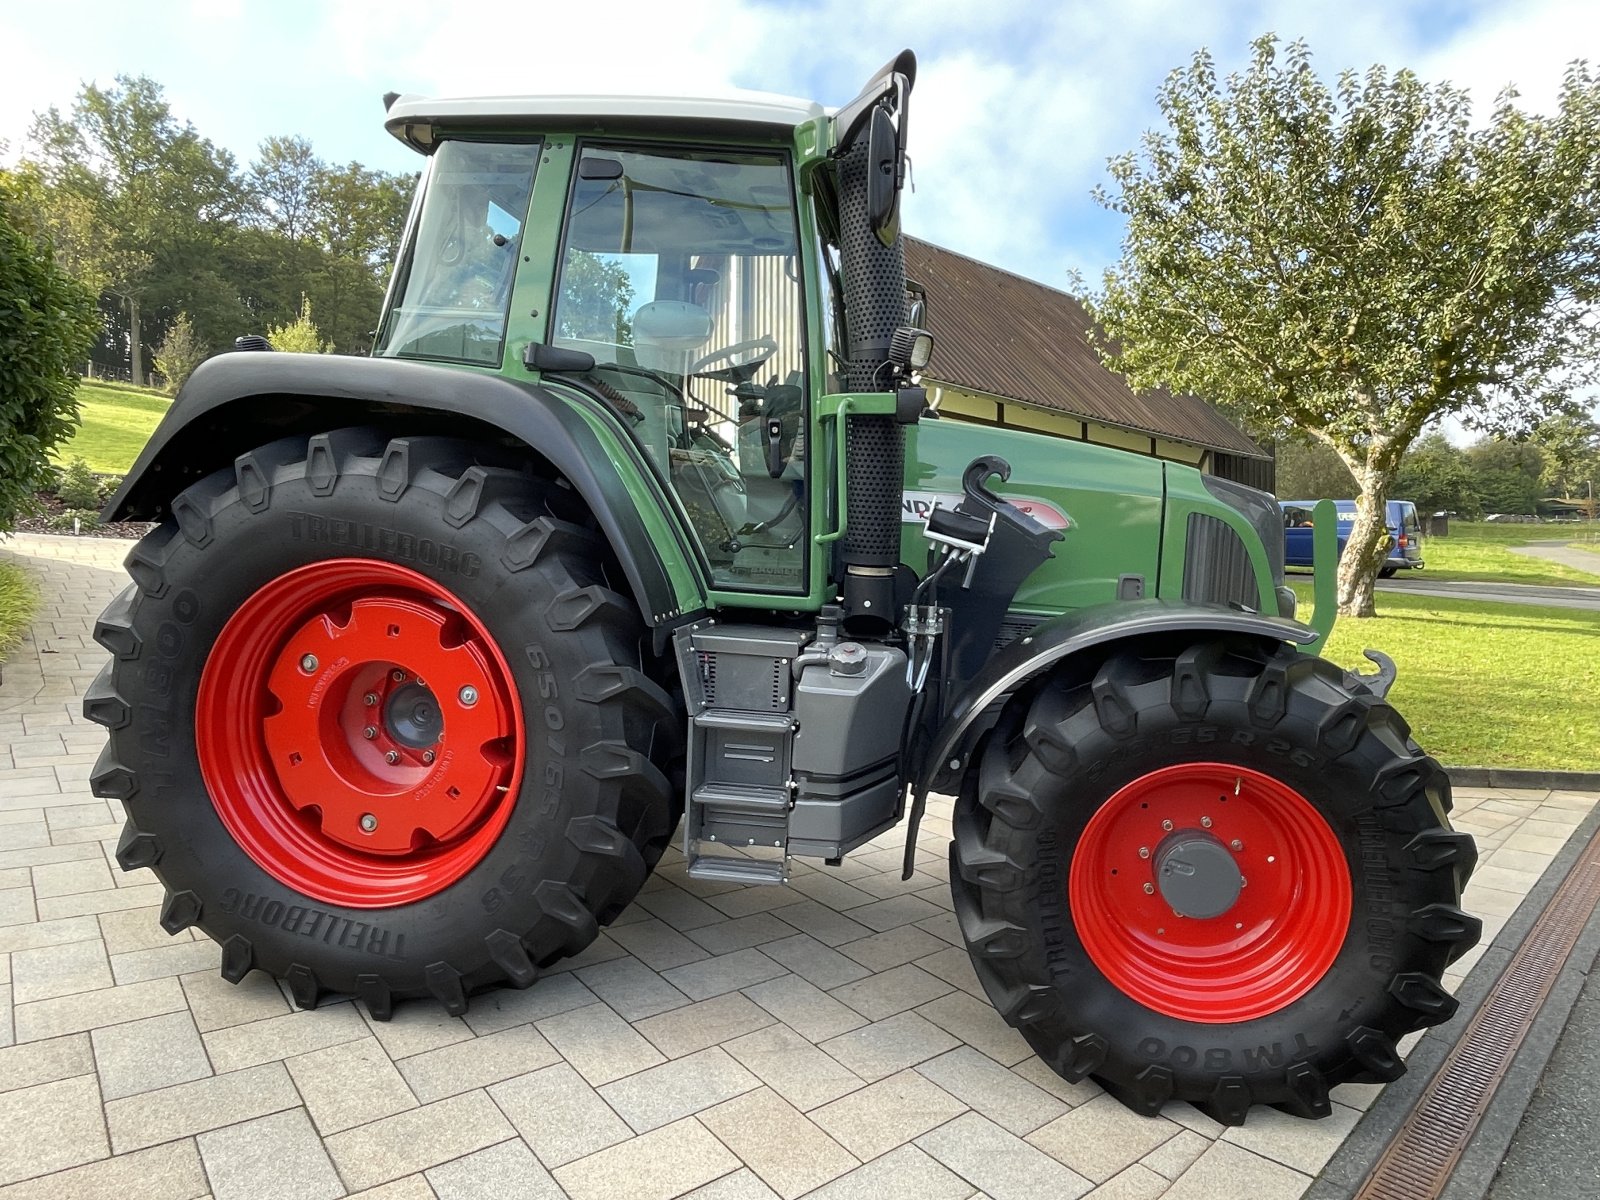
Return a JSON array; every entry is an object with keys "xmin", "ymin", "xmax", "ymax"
[{"xmin": 689, "ymin": 336, "xmax": 779, "ymax": 381}]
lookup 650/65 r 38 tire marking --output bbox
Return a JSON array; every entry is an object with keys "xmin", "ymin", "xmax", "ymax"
[{"xmin": 196, "ymin": 558, "xmax": 525, "ymax": 909}]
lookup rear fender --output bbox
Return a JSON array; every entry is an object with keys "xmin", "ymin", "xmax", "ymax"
[
  {"xmin": 900, "ymin": 598, "xmax": 1317, "ymax": 877},
  {"xmin": 104, "ymin": 353, "xmax": 706, "ymax": 629}
]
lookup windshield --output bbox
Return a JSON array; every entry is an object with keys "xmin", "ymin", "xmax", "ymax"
[
  {"xmin": 552, "ymin": 144, "xmax": 810, "ymax": 592},
  {"xmin": 376, "ymin": 140, "xmax": 540, "ymax": 365}
]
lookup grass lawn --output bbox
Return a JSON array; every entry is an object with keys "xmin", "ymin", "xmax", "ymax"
[
  {"xmin": 1295, "ymin": 583, "xmax": 1599, "ymax": 770},
  {"xmin": 1289, "ymin": 521, "xmax": 1600, "ymax": 588},
  {"xmin": 56, "ymin": 380, "xmax": 171, "ymax": 474},
  {"xmin": 0, "ymin": 558, "xmax": 40, "ymax": 666}
]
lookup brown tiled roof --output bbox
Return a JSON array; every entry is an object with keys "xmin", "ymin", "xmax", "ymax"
[{"xmin": 905, "ymin": 238, "xmax": 1269, "ymax": 460}]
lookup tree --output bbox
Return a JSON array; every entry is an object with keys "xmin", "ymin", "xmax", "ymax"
[
  {"xmin": 1091, "ymin": 37, "xmax": 1600, "ymax": 615},
  {"xmin": 1273, "ymin": 436, "xmax": 1356, "ymax": 500},
  {"xmin": 249, "ymin": 135, "xmax": 323, "ymax": 242},
  {"xmin": 1530, "ymin": 410, "xmax": 1600, "ymax": 506},
  {"xmin": 1464, "ymin": 438, "xmax": 1545, "ymax": 515},
  {"xmin": 0, "ymin": 173, "xmax": 98, "ymax": 530},
  {"xmin": 267, "ymin": 294, "xmax": 332, "ymax": 353},
  {"xmin": 1395, "ymin": 432, "xmax": 1482, "ymax": 523},
  {"xmin": 153, "ymin": 312, "xmax": 208, "ymax": 393}
]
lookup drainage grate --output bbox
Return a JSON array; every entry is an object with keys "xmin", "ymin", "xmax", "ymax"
[{"xmin": 1353, "ymin": 822, "xmax": 1600, "ymax": 1199}]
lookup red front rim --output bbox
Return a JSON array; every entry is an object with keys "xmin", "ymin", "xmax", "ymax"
[
  {"xmin": 1068, "ymin": 762, "xmax": 1352, "ymax": 1023},
  {"xmin": 196, "ymin": 559, "xmax": 525, "ymax": 908}
]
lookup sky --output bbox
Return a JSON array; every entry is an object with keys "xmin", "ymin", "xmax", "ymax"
[{"xmin": 2, "ymin": 0, "xmax": 1593, "ymax": 292}]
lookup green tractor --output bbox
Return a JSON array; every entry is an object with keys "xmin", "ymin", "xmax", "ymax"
[{"xmin": 89, "ymin": 51, "xmax": 1478, "ymax": 1124}]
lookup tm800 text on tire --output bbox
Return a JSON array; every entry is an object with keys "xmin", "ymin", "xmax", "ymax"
[
  {"xmin": 951, "ymin": 636, "xmax": 1480, "ymax": 1124},
  {"xmin": 85, "ymin": 430, "xmax": 679, "ymax": 1018}
]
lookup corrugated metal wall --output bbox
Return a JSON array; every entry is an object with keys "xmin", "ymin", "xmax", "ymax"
[{"xmin": 697, "ymin": 253, "xmax": 805, "ymax": 424}]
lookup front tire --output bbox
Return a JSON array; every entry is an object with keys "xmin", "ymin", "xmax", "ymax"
[
  {"xmin": 951, "ymin": 637, "xmax": 1479, "ymax": 1124},
  {"xmin": 87, "ymin": 431, "xmax": 679, "ymax": 1018}
]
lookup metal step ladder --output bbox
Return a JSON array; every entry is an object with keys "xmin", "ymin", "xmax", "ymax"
[{"xmin": 685, "ymin": 711, "xmax": 794, "ymax": 885}]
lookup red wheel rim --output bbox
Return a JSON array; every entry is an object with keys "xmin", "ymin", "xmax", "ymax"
[
  {"xmin": 1068, "ymin": 762, "xmax": 1352, "ymax": 1023},
  {"xmin": 197, "ymin": 559, "xmax": 525, "ymax": 908}
]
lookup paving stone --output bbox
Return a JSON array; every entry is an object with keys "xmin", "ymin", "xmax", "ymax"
[
  {"xmin": 425, "ymin": 1137, "xmax": 564, "ymax": 1200},
  {"xmin": 1221, "ymin": 1099, "xmax": 1362, "ymax": 1174},
  {"xmin": 553, "ymin": 1115, "xmax": 739, "ymax": 1200},
  {"xmin": 397, "ymin": 1024, "xmax": 560, "ymax": 1102},
  {"xmin": 801, "ymin": 1143, "xmax": 975, "ymax": 1200},
  {"xmin": 197, "ymin": 1108, "xmax": 344, "ymax": 1200},
  {"xmin": 685, "ymin": 913, "xmax": 798, "ymax": 955},
  {"xmin": 360, "ymin": 1003, "xmax": 474, "ymax": 1058},
  {"xmin": 343, "ymin": 1176, "xmax": 437, "ymax": 1200},
  {"xmin": 723, "ymin": 1023, "xmax": 867, "ymax": 1112},
  {"xmin": 180, "ymin": 969, "xmax": 291, "ymax": 1032},
  {"xmin": 14, "ymin": 976, "xmax": 185, "ymax": 1042},
  {"xmin": 108, "ymin": 939, "xmax": 219, "ymax": 985},
  {"xmin": 836, "ymin": 925, "xmax": 948, "ymax": 973},
  {"xmin": 286, "ymin": 1037, "xmax": 419, "ymax": 1136},
  {"xmin": 755, "ymin": 933, "xmax": 869, "ymax": 989},
  {"xmin": 633, "ymin": 991, "xmax": 776, "ymax": 1058},
  {"xmin": 1159, "ymin": 1139, "xmax": 1311, "ymax": 1200},
  {"xmin": 36, "ymin": 881, "xmax": 165, "ymax": 919},
  {"xmin": 608, "ymin": 917, "xmax": 714, "ymax": 970},
  {"xmin": 811, "ymin": 1067, "xmax": 968, "ymax": 1160},
  {"xmin": 663, "ymin": 948, "xmax": 787, "ymax": 1000},
  {"xmin": 535, "ymin": 1002, "xmax": 665, "ymax": 1086},
  {"xmin": 913, "ymin": 1046, "xmax": 1069, "ymax": 1136},
  {"xmin": 847, "ymin": 894, "xmax": 944, "ymax": 932},
  {"xmin": 0, "ymin": 1073, "xmax": 109, "ymax": 1185},
  {"xmin": 632, "ymin": 885, "xmax": 727, "ymax": 931},
  {"xmin": 577, "ymin": 955, "xmax": 691, "ymax": 1021},
  {"xmin": 97, "ymin": 907, "xmax": 182, "ymax": 955},
  {"xmin": 92, "ymin": 1010, "xmax": 212, "ymax": 1100},
  {"xmin": 0, "ymin": 1139, "xmax": 207, "ymax": 1200},
  {"xmin": 0, "ymin": 1032, "xmax": 93, "ymax": 1095},
  {"xmin": 743, "ymin": 975, "xmax": 867, "ymax": 1042},
  {"xmin": 1087, "ymin": 1163, "xmax": 1172, "ymax": 1200},
  {"xmin": 203, "ymin": 1002, "xmax": 369, "ymax": 1071},
  {"xmin": 324, "ymin": 1090, "xmax": 515, "ymax": 1191},
  {"xmin": 1141, "ymin": 1128, "xmax": 1212, "ymax": 1179},
  {"xmin": 699, "ymin": 1087, "xmax": 858, "ymax": 1199},
  {"xmin": 461, "ymin": 973, "xmax": 598, "ymax": 1035},
  {"xmin": 914, "ymin": 990, "xmax": 1033, "ymax": 1067},
  {"xmin": 1025, "ymin": 1092, "xmax": 1185, "ymax": 1182},
  {"xmin": 829, "ymin": 963, "xmax": 951, "ymax": 1021},
  {"xmin": 106, "ymin": 1062, "xmax": 300, "ymax": 1153},
  {"xmin": 771, "ymin": 900, "xmax": 874, "ymax": 947},
  {"xmin": 818, "ymin": 1010, "xmax": 960, "ymax": 1082},
  {"xmin": 1007, "ymin": 1055, "xmax": 1105, "ymax": 1107},
  {"xmin": 0, "ymin": 888, "xmax": 35, "ymax": 928},
  {"xmin": 542, "ymin": 932, "xmax": 627, "ymax": 974},
  {"xmin": 10, "ymin": 937, "xmax": 111, "ymax": 1003},
  {"xmin": 490, "ymin": 1062, "xmax": 633, "ymax": 1168},
  {"xmin": 911, "ymin": 945, "xmax": 987, "ymax": 998},
  {"xmin": 918, "ymin": 1111, "xmax": 1092, "ymax": 1200},
  {"xmin": 704, "ymin": 884, "xmax": 809, "ymax": 920},
  {"xmin": 599, "ymin": 1045, "xmax": 761, "ymax": 1133},
  {"xmin": 790, "ymin": 872, "xmax": 877, "ymax": 911},
  {"xmin": 913, "ymin": 911, "xmax": 964, "ymax": 946}
]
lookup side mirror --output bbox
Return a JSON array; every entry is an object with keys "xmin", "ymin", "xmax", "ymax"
[{"xmin": 866, "ymin": 106, "xmax": 900, "ymax": 244}]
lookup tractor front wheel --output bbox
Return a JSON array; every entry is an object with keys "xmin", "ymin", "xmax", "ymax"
[
  {"xmin": 951, "ymin": 637, "xmax": 1479, "ymax": 1124},
  {"xmin": 86, "ymin": 430, "xmax": 678, "ymax": 1018}
]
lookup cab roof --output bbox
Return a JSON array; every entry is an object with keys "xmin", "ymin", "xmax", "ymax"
[{"xmin": 384, "ymin": 91, "xmax": 827, "ymax": 153}]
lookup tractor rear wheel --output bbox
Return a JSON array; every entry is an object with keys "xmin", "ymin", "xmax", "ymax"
[
  {"xmin": 951, "ymin": 636, "xmax": 1479, "ymax": 1124},
  {"xmin": 86, "ymin": 430, "xmax": 679, "ymax": 1018}
]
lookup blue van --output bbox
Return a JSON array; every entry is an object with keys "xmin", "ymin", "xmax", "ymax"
[{"xmin": 1280, "ymin": 500, "xmax": 1424, "ymax": 578}]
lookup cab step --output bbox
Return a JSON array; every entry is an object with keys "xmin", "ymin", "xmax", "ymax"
[{"xmin": 687, "ymin": 854, "xmax": 789, "ymax": 885}]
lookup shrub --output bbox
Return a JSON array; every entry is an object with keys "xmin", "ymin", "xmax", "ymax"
[
  {"xmin": 55, "ymin": 457, "xmax": 101, "ymax": 509},
  {"xmin": 153, "ymin": 312, "xmax": 208, "ymax": 393},
  {"xmin": 267, "ymin": 294, "xmax": 332, "ymax": 354},
  {"xmin": 44, "ymin": 508, "xmax": 101, "ymax": 533},
  {"xmin": 0, "ymin": 175, "xmax": 98, "ymax": 530}
]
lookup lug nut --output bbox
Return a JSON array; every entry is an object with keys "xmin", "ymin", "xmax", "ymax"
[
  {"xmin": 364, "ymin": 692, "xmax": 379, "ymax": 706},
  {"xmin": 459, "ymin": 686, "xmax": 479, "ymax": 707},
  {"xmin": 391, "ymin": 669, "xmax": 406, "ymax": 683},
  {"xmin": 300, "ymin": 654, "xmax": 318, "ymax": 673},
  {"xmin": 1143, "ymin": 882, "xmax": 1155, "ymax": 894},
  {"xmin": 363, "ymin": 726, "xmax": 378, "ymax": 740},
  {"xmin": 1201, "ymin": 816, "xmax": 1212, "ymax": 828},
  {"xmin": 360, "ymin": 813, "xmax": 377, "ymax": 833},
  {"xmin": 421, "ymin": 750, "xmax": 435, "ymax": 765},
  {"xmin": 1161, "ymin": 819, "xmax": 1173, "ymax": 831},
  {"xmin": 1138, "ymin": 846, "xmax": 1150, "ymax": 859},
  {"xmin": 1231, "ymin": 838, "xmax": 1244, "ymax": 851},
  {"xmin": 385, "ymin": 750, "xmax": 400, "ymax": 765}
]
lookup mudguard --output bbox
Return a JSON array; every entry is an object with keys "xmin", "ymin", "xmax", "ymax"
[
  {"xmin": 103, "ymin": 352, "xmax": 703, "ymax": 627},
  {"xmin": 902, "ymin": 597, "xmax": 1318, "ymax": 877}
]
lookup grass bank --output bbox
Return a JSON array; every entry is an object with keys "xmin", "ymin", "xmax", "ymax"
[
  {"xmin": 0, "ymin": 558, "xmax": 40, "ymax": 666},
  {"xmin": 57, "ymin": 380, "xmax": 170, "ymax": 474},
  {"xmin": 1295, "ymin": 583, "xmax": 1599, "ymax": 771},
  {"xmin": 1415, "ymin": 521, "xmax": 1600, "ymax": 588}
]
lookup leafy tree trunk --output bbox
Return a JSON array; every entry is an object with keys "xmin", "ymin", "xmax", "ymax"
[
  {"xmin": 127, "ymin": 296, "xmax": 144, "ymax": 387},
  {"xmin": 1333, "ymin": 443, "xmax": 1398, "ymax": 618}
]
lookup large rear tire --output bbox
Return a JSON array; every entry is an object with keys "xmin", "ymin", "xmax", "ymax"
[
  {"xmin": 86, "ymin": 430, "xmax": 679, "ymax": 1018},
  {"xmin": 951, "ymin": 636, "xmax": 1479, "ymax": 1124}
]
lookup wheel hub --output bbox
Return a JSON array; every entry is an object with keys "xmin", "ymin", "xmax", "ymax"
[
  {"xmin": 1155, "ymin": 831, "xmax": 1242, "ymax": 920},
  {"xmin": 385, "ymin": 681, "xmax": 444, "ymax": 748}
]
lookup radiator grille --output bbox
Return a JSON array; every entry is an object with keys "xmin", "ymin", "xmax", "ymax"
[{"xmin": 1183, "ymin": 513, "xmax": 1258, "ymax": 610}]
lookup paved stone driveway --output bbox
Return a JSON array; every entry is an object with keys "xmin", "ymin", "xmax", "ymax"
[{"xmin": 1, "ymin": 532, "xmax": 1594, "ymax": 1200}]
